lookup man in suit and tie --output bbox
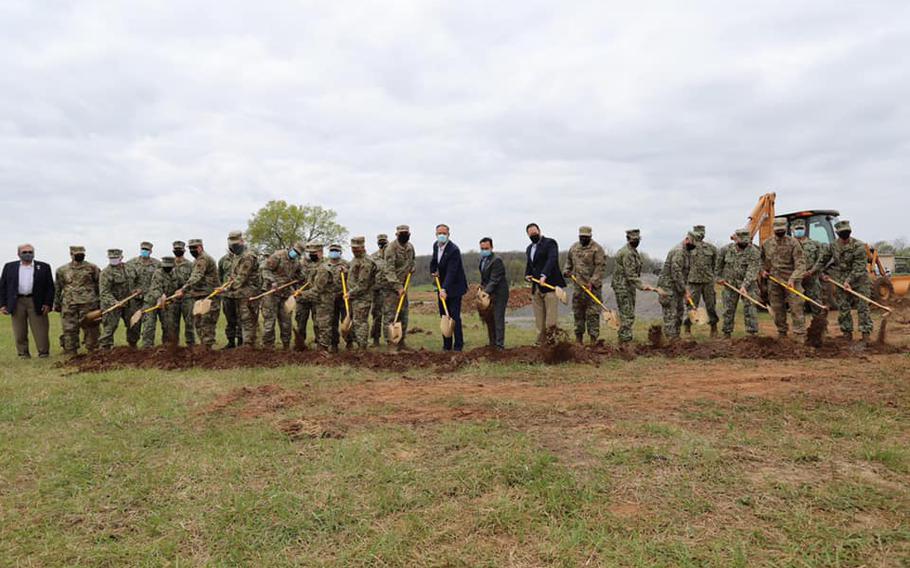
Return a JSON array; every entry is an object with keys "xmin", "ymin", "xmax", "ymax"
[
  {"xmin": 478, "ymin": 237, "xmax": 509, "ymax": 350},
  {"xmin": 524, "ymin": 223, "xmax": 566, "ymax": 344},
  {"xmin": 429, "ymin": 224, "xmax": 468, "ymax": 351},
  {"xmin": 0, "ymin": 244, "xmax": 55, "ymax": 358}
]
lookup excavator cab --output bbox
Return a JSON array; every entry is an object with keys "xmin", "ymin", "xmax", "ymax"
[{"xmin": 778, "ymin": 210, "xmax": 839, "ymax": 244}]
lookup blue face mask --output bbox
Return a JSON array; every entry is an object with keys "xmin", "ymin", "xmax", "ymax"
[
  {"xmin": 480, "ymin": 249, "xmax": 492, "ymax": 257},
  {"xmin": 437, "ymin": 234, "xmax": 448, "ymax": 244},
  {"xmin": 328, "ymin": 251, "xmax": 341, "ymax": 260},
  {"xmin": 140, "ymin": 249, "xmax": 151, "ymax": 258},
  {"xmin": 793, "ymin": 229, "xmax": 806, "ymax": 238},
  {"xmin": 288, "ymin": 249, "xmax": 299, "ymax": 260}
]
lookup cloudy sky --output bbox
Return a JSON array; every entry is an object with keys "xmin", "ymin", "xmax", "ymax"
[{"xmin": 2, "ymin": 0, "xmax": 908, "ymax": 268}]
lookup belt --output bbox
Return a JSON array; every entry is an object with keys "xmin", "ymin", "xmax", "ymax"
[{"xmin": 18, "ymin": 294, "xmax": 33, "ymax": 297}]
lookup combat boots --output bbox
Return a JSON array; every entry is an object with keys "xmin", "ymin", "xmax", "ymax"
[
  {"xmin": 223, "ymin": 338, "xmax": 235, "ymax": 349},
  {"xmin": 723, "ymin": 332, "xmax": 732, "ymax": 340},
  {"xmin": 842, "ymin": 331, "xmax": 853, "ymax": 341},
  {"xmin": 575, "ymin": 334, "xmax": 584, "ymax": 345},
  {"xmin": 710, "ymin": 324, "xmax": 718, "ymax": 338}
]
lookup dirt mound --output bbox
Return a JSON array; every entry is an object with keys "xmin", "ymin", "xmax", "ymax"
[
  {"xmin": 507, "ymin": 287, "xmax": 533, "ymax": 310},
  {"xmin": 806, "ymin": 315, "xmax": 828, "ymax": 347},
  {"xmin": 200, "ymin": 384, "xmax": 305, "ymax": 418},
  {"xmin": 410, "ymin": 284, "xmax": 533, "ymax": 315}
]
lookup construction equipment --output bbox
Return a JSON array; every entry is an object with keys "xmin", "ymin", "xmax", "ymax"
[
  {"xmin": 685, "ymin": 295, "xmax": 709, "ymax": 325},
  {"xmin": 283, "ymin": 282, "xmax": 312, "ymax": 315},
  {"xmin": 193, "ymin": 278, "xmax": 233, "ymax": 316},
  {"xmin": 129, "ymin": 293, "xmax": 181, "ymax": 328},
  {"xmin": 529, "ymin": 277, "xmax": 568, "ymax": 304},
  {"xmin": 721, "ymin": 281, "xmax": 774, "ymax": 318},
  {"xmin": 434, "ymin": 276, "xmax": 455, "ymax": 338},
  {"xmin": 768, "ymin": 275, "xmax": 828, "ymax": 311},
  {"xmin": 387, "ymin": 273, "xmax": 412, "ymax": 345},
  {"xmin": 249, "ymin": 279, "xmax": 301, "ymax": 302},
  {"xmin": 827, "ymin": 278, "xmax": 893, "ymax": 314},
  {"xmin": 340, "ymin": 271, "xmax": 352, "ymax": 337},
  {"xmin": 570, "ymin": 275, "xmax": 620, "ymax": 329},
  {"xmin": 81, "ymin": 290, "xmax": 142, "ymax": 328}
]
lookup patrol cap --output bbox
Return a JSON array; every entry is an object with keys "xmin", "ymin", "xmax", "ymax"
[
  {"xmin": 734, "ymin": 228, "xmax": 750, "ymax": 242},
  {"xmin": 578, "ymin": 226, "xmax": 592, "ymax": 237},
  {"xmin": 172, "ymin": 240, "xmax": 186, "ymax": 249},
  {"xmin": 70, "ymin": 245, "xmax": 86, "ymax": 254},
  {"xmin": 160, "ymin": 256, "xmax": 175, "ymax": 267},
  {"xmin": 773, "ymin": 218, "xmax": 788, "ymax": 229},
  {"xmin": 377, "ymin": 233, "xmax": 388, "ymax": 242},
  {"xmin": 292, "ymin": 241, "xmax": 306, "ymax": 254},
  {"xmin": 140, "ymin": 241, "xmax": 153, "ymax": 250},
  {"xmin": 790, "ymin": 219, "xmax": 806, "ymax": 229},
  {"xmin": 227, "ymin": 230, "xmax": 243, "ymax": 243},
  {"xmin": 395, "ymin": 224, "xmax": 410, "ymax": 233},
  {"xmin": 625, "ymin": 229, "xmax": 640, "ymax": 238},
  {"xmin": 693, "ymin": 225, "xmax": 705, "ymax": 233},
  {"xmin": 686, "ymin": 231, "xmax": 698, "ymax": 241},
  {"xmin": 835, "ymin": 220, "xmax": 852, "ymax": 232},
  {"xmin": 328, "ymin": 243, "xmax": 343, "ymax": 252},
  {"xmin": 107, "ymin": 248, "xmax": 123, "ymax": 259},
  {"xmin": 187, "ymin": 238, "xmax": 203, "ymax": 247},
  {"xmin": 308, "ymin": 240, "xmax": 324, "ymax": 250},
  {"xmin": 351, "ymin": 236, "xmax": 366, "ymax": 247}
]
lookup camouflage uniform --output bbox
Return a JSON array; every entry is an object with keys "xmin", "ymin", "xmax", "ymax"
[
  {"xmin": 54, "ymin": 246, "xmax": 101, "ymax": 355},
  {"xmin": 346, "ymin": 237, "xmax": 380, "ymax": 349},
  {"xmin": 761, "ymin": 219, "xmax": 807, "ymax": 336},
  {"xmin": 224, "ymin": 232, "xmax": 262, "ymax": 347},
  {"xmin": 181, "ymin": 240, "xmax": 221, "ymax": 347},
  {"xmin": 716, "ymin": 230, "xmax": 761, "ymax": 336},
  {"xmin": 143, "ymin": 257, "xmax": 180, "ymax": 346},
  {"xmin": 369, "ymin": 235, "xmax": 389, "ymax": 346},
  {"xmin": 99, "ymin": 249, "xmax": 136, "ymax": 349},
  {"xmin": 127, "ymin": 244, "xmax": 162, "ymax": 348},
  {"xmin": 218, "ymin": 250, "xmax": 241, "ymax": 347},
  {"xmin": 261, "ymin": 245, "xmax": 304, "ymax": 349},
  {"xmin": 295, "ymin": 244, "xmax": 323, "ymax": 347},
  {"xmin": 382, "ymin": 225, "xmax": 416, "ymax": 344},
  {"xmin": 564, "ymin": 226, "xmax": 607, "ymax": 342},
  {"xmin": 790, "ymin": 222, "xmax": 830, "ymax": 322},
  {"xmin": 686, "ymin": 225, "xmax": 719, "ymax": 333},
  {"xmin": 298, "ymin": 245, "xmax": 346, "ymax": 351},
  {"xmin": 825, "ymin": 221, "xmax": 873, "ymax": 338},
  {"xmin": 172, "ymin": 241, "xmax": 196, "ymax": 346},
  {"xmin": 611, "ymin": 230, "xmax": 646, "ymax": 343},
  {"xmin": 657, "ymin": 239, "xmax": 691, "ymax": 340}
]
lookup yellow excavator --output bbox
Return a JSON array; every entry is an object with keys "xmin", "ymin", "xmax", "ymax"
[{"xmin": 746, "ymin": 192, "xmax": 908, "ymax": 304}]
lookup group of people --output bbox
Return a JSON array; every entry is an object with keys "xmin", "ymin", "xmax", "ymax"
[{"xmin": 0, "ymin": 218, "xmax": 876, "ymax": 358}]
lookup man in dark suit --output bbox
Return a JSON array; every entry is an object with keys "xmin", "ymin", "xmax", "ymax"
[
  {"xmin": 524, "ymin": 223, "xmax": 566, "ymax": 344},
  {"xmin": 478, "ymin": 237, "xmax": 509, "ymax": 350},
  {"xmin": 0, "ymin": 244, "xmax": 55, "ymax": 358},
  {"xmin": 429, "ymin": 224, "xmax": 468, "ymax": 351}
]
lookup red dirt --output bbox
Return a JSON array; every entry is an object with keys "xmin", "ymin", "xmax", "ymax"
[
  {"xmin": 199, "ymin": 384, "xmax": 305, "ymax": 418},
  {"xmin": 411, "ymin": 284, "xmax": 533, "ymax": 315}
]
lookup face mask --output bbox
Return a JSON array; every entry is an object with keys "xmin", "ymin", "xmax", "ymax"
[
  {"xmin": 378, "ymin": 241, "xmax": 387, "ymax": 249},
  {"xmin": 19, "ymin": 252, "xmax": 34, "ymax": 262},
  {"xmin": 173, "ymin": 249, "xmax": 185, "ymax": 257},
  {"xmin": 288, "ymin": 249, "xmax": 299, "ymax": 260},
  {"xmin": 308, "ymin": 253, "xmax": 319, "ymax": 262},
  {"xmin": 73, "ymin": 254, "xmax": 86, "ymax": 262},
  {"xmin": 437, "ymin": 234, "xmax": 448, "ymax": 245},
  {"xmin": 397, "ymin": 233, "xmax": 410, "ymax": 244},
  {"xmin": 110, "ymin": 258, "xmax": 122, "ymax": 266},
  {"xmin": 529, "ymin": 234, "xmax": 540, "ymax": 244},
  {"xmin": 189, "ymin": 248, "xmax": 201, "ymax": 259},
  {"xmin": 838, "ymin": 231, "xmax": 851, "ymax": 240},
  {"xmin": 328, "ymin": 251, "xmax": 341, "ymax": 260},
  {"xmin": 685, "ymin": 243, "xmax": 696, "ymax": 251},
  {"xmin": 793, "ymin": 229, "xmax": 806, "ymax": 238},
  {"xmin": 736, "ymin": 242, "xmax": 749, "ymax": 249},
  {"xmin": 229, "ymin": 243, "xmax": 245, "ymax": 254},
  {"xmin": 480, "ymin": 249, "xmax": 492, "ymax": 257},
  {"xmin": 140, "ymin": 249, "xmax": 151, "ymax": 258},
  {"xmin": 774, "ymin": 229, "xmax": 786, "ymax": 237},
  {"xmin": 163, "ymin": 267, "xmax": 173, "ymax": 273},
  {"xmin": 579, "ymin": 236, "xmax": 591, "ymax": 246},
  {"xmin": 628, "ymin": 239, "xmax": 640, "ymax": 249}
]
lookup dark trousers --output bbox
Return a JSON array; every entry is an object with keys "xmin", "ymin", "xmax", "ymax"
[
  {"xmin": 222, "ymin": 297, "xmax": 240, "ymax": 342},
  {"xmin": 483, "ymin": 294, "xmax": 507, "ymax": 349},
  {"xmin": 438, "ymin": 294, "xmax": 463, "ymax": 351}
]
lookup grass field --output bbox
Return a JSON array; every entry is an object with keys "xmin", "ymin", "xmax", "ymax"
[{"xmin": 1, "ymin": 309, "xmax": 909, "ymax": 566}]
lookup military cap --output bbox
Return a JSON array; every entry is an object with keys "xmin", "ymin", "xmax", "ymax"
[
  {"xmin": 308, "ymin": 240, "xmax": 324, "ymax": 250},
  {"xmin": 790, "ymin": 218, "xmax": 806, "ymax": 229},
  {"xmin": 351, "ymin": 236, "xmax": 366, "ymax": 247},
  {"xmin": 625, "ymin": 229, "xmax": 641, "ymax": 238},
  {"xmin": 107, "ymin": 248, "xmax": 123, "ymax": 259},
  {"xmin": 187, "ymin": 238, "xmax": 203, "ymax": 247},
  {"xmin": 328, "ymin": 243, "xmax": 343, "ymax": 252},
  {"xmin": 160, "ymin": 256, "xmax": 175, "ymax": 267},
  {"xmin": 578, "ymin": 226, "xmax": 592, "ymax": 237},
  {"xmin": 140, "ymin": 241, "xmax": 153, "ymax": 250},
  {"xmin": 377, "ymin": 233, "xmax": 388, "ymax": 242},
  {"xmin": 395, "ymin": 224, "xmax": 410, "ymax": 233},
  {"xmin": 227, "ymin": 230, "xmax": 243, "ymax": 243},
  {"xmin": 734, "ymin": 228, "xmax": 751, "ymax": 242},
  {"xmin": 686, "ymin": 231, "xmax": 698, "ymax": 241},
  {"xmin": 772, "ymin": 218, "xmax": 788, "ymax": 229},
  {"xmin": 172, "ymin": 240, "xmax": 186, "ymax": 248},
  {"xmin": 693, "ymin": 225, "xmax": 705, "ymax": 233},
  {"xmin": 292, "ymin": 241, "xmax": 306, "ymax": 254},
  {"xmin": 835, "ymin": 220, "xmax": 852, "ymax": 232},
  {"xmin": 69, "ymin": 245, "xmax": 86, "ymax": 254}
]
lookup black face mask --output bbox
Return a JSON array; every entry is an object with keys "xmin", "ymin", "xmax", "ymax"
[
  {"xmin": 529, "ymin": 234, "xmax": 541, "ymax": 244},
  {"xmin": 837, "ymin": 231, "xmax": 851, "ymax": 240},
  {"xmin": 397, "ymin": 233, "xmax": 410, "ymax": 244},
  {"xmin": 229, "ymin": 243, "xmax": 245, "ymax": 255},
  {"xmin": 579, "ymin": 236, "xmax": 592, "ymax": 246},
  {"xmin": 19, "ymin": 252, "xmax": 34, "ymax": 262},
  {"xmin": 308, "ymin": 253, "xmax": 319, "ymax": 262},
  {"xmin": 685, "ymin": 243, "xmax": 696, "ymax": 251},
  {"xmin": 73, "ymin": 254, "xmax": 86, "ymax": 262},
  {"xmin": 736, "ymin": 242, "xmax": 749, "ymax": 249},
  {"xmin": 163, "ymin": 267, "xmax": 173, "ymax": 273},
  {"xmin": 173, "ymin": 249, "xmax": 185, "ymax": 257},
  {"xmin": 628, "ymin": 239, "xmax": 640, "ymax": 249},
  {"xmin": 774, "ymin": 230, "xmax": 786, "ymax": 237},
  {"xmin": 189, "ymin": 248, "xmax": 201, "ymax": 259},
  {"xmin": 378, "ymin": 242, "xmax": 387, "ymax": 249}
]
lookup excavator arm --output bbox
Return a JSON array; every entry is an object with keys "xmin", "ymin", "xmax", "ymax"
[{"xmin": 747, "ymin": 192, "xmax": 776, "ymax": 244}]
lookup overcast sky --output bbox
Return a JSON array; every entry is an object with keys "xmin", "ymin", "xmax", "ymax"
[{"xmin": 2, "ymin": 1, "xmax": 908, "ymax": 268}]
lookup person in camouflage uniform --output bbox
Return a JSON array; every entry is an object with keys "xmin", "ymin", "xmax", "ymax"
[
  {"xmin": 716, "ymin": 229, "xmax": 761, "ymax": 338},
  {"xmin": 382, "ymin": 225, "xmax": 416, "ymax": 348},
  {"xmin": 761, "ymin": 218, "xmax": 807, "ymax": 338},
  {"xmin": 174, "ymin": 239, "xmax": 221, "ymax": 347},
  {"xmin": 564, "ymin": 225, "xmax": 607, "ymax": 344},
  {"xmin": 126, "ymin": 241, "xmax": 160, "ymax": 347},
  {"xmin": 790, "ymin": 220, "xmax": 829, "ymax": 325},
  {"xmin": 172, "ymin": 241, "xmax": 196, "ymax": 346},
  {"xmin": 685, "ymin": 225, "xmax": 719, "ymax": 337},
  {"xmin": 296, "ymin": 242, "xmax": 323, "ymax": 348},
  {"xmin": 218, "ymin": 245, "xmax": 241, "ymax": 348},
  {"xmin": 657, "ymin": 233, "xmax": 694, "ymax": 342},
  {"xmin": 327, "ymin": 244, "xmax": 351, "ymax": 351},
  {"xmin": 223, "ymin": 231, "xmax": 262, "ymax": 348},
  {"xmin": 611, "ymin": 229, "xmax": 656, "ymax": 344},
  {"xmin": 99, "ymin": 248, "xmax": 138, "ymax": 349},
  {"xmin": 345, "ymin": 236, "xmax": 380, "ymax": 349},
  {"xmin": 297, "ymin": 243, "xmax": 346, "ymax": 351},
  {"xmin": 261, "ymin": 242, "xmax": 305, "ymax": 349},
  {"xmin": 822, "ymin": 220, "xmax": 873, "ymax": 342},
  {"xmin": 369, "ymin": 234, "xmax": 389, "ymax": 347},
  {"xmin": 54, "ymin": 246, "xmax": 101, "ymax": 355},
  {"xmin": 143, "ymin": 257, "xmax": 180, "ymax": 346}
]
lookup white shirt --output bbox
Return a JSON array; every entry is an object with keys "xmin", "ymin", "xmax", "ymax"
[
  {"xmin": 18, "ymin": 263, "xmax": 34, "ymax": 295},
  {"xmin": 436, "ymin": 242, "xmax": 447, "ymax": 264},
  {"xmin": 530, "ymin": 243, "xmax": 537, "ymax": 261}
]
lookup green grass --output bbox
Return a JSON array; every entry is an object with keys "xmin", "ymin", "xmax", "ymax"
[{"xmin": 0, "ymin": 311, "xmax": 908, "ymax": 566}]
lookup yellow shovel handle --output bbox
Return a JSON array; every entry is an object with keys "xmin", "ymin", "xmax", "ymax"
[
  {"xmin": 341, "ymin": 271, "xmax": 350, "ymax": 313},
  {"xmin": 529, "ymin": 277, "xmax": 556, "ymax": 291},
  {"xmin": 291, "ymin": 282, "xmax": 312, "ymax": 298},
  {"xmin": 722, "ymin": 281, "xmax": 769, "ymax": 311},
  {"xmin": 768, "ymin": 275, "xmax": 827, "ymax": 310},
  {"xmin": 250, "ymin": 279, "xmax": 301, "ymax": 301},
  {"xmin": 570, "ymin": 275, "xmax": 607, "ymax": 310},
  {"xmin": 145, "ymin": 292, "xmax": 181, "ymax": 313},
  {"xmin": 103, "ymin": 291, "xmax": 142, "ymax": 315},
  {"xmin": 828, "ymin": 278, "xmax": 892, "ymax": 312},
  {"xmin": 394, "ymin": 273, "xmax": 411, "ymax": 322},
  {"xmin": 434, "ymin": 275, "xmax": 450, "ymax": 317}
]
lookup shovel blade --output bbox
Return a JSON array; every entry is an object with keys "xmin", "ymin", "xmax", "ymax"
[
  {"xmin": 601, "ymin": 309, "xmax": 620, "ymax": 330},
  {"xmin": 80, "ymin": 310, "xmax": 103, "ymax": 329},
  {"xmin": 689, "ymin": 307, "xmax": 709, "ymax": 325},
  {"xmin": 129, "ymin": 309, "xmax": 144, "ymax": 329},
  {"xmin": 388, "ymin": 322, "xmax": 403, "ymax": 345},
  {"xmin": 283, "ymin": 295, "xmax": 297, "ymax": 315},
  {"xmin": 555, "ymin": 286, "xmax": 568, "ymax": 304},
  {"xmin": 340, "ymin": 315, "xmax": 353, "ymax": 336},
  {"xmin": 440, "ymin": 315, "xmax": 455, "ymax": 338},
  {"xmin": 193, "ymin": 298, "xmax": 212, "ymax": 316}
]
